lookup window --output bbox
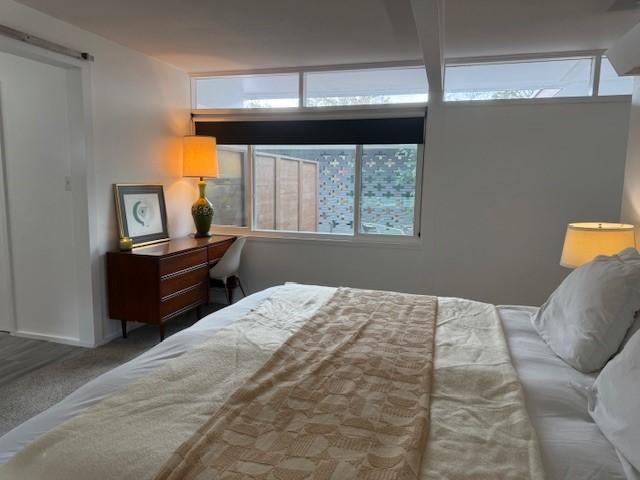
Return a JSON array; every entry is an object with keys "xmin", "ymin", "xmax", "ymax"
[
  {"xmin": 599, "ymin": 56, "xmax": 635, "ymax": 96},
  {"xmin": 444, "ymin": 57, "xmax": 594, "ymax": 101},
  {"xmin": 360, "ymin": 145, "xmax": 418, "ymax": 235},
  {"xmin": 196, "ymin": 116, "xmax": 424, "ymax": 239},
  {"xmin": 194, "ymin": 73, "xmax": 299, "ymax": 109},
  {"xmin": 248, "ymin": 144, "xmax": 420, "ymax": 237},
  {"xmin": 192, "ymin": 63, "xmax": 428, "ymax": 109},
  {"xmin": 304, "ymin": 66, "xmax": 428, "ymax": 106},
  {"xmin": 205, "ymin": 145, "xmax": 248, "ymax": 226}
]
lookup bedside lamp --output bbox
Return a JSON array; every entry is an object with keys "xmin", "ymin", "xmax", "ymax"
[
  {"xmin": 183, "ymin": 135, "xmax": 219, "ymax": 237},
  {"xmin": 560, "ymin": 222, "xmax": 636, "ymax": 268}
]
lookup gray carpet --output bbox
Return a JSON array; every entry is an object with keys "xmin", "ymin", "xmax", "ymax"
[{"xmin": 0, "ymin": 305, "xmax": 222, "ymax": 436}]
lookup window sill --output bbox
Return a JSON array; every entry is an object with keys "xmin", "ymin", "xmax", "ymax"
[{"xmin": 210, "ymin": 226, "xmax": 423, "ymax": 249}]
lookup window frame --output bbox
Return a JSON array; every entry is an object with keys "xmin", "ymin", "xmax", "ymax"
[
  {"xmin": 200, "ymin": 137, "xmax": 424, "ymax": 245},
  {"xmin": 191, "ymin": 60, "xmax": 429, "ymax": 112},
  {"xmin": 191, "ymin": 53, "xmax": 632, "ymax": 116},
  {"xmin": 597, "ymin": 55, "xmax": 637, "ymax": 97}
]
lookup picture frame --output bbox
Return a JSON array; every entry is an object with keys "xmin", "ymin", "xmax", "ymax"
[{"xmin": 113, "ymin": 184, "xmax": 169, "ymax": 247}]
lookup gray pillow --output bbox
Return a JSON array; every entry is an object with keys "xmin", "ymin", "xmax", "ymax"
[
  {"xmin": 588, "ymin": 328, "xmax": 640, "ymax": 472},
  {"xmin": 532, "ymin": 249, "xmax": 640, "ymax": 373}
]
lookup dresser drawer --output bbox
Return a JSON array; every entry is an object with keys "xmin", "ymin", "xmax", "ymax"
[
  {"xmin": 208, "ymin": 239, "xmax": 234, "ymax": 262},
  {"xmin": 160, "ymin": 266, "xmax": 208, "ymax": 299},
  {"xmin": 160, "ymin": 284, "xmax": 206, "ymax": 320},
  {"xmin": 160, "ymin": 248, "xmax": 207, "ymax": 276}
]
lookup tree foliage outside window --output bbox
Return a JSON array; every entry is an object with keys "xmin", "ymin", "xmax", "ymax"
[{"xmin": 444, "ymin": 89, "xmax": 538, "ymax": 101}]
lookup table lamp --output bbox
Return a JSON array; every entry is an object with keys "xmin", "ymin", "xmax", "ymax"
[
  {"xmin": 560, "ymin": 222, "xmax": 636, "ymax": 268},
  {"xmin": 183, "ymin": 135, "xmax": 218, "ymax": 237}
]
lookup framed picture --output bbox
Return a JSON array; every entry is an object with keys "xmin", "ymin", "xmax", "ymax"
[{"xmin": 113, "ymin": 184, "xmax": 169, "ymax": 247}]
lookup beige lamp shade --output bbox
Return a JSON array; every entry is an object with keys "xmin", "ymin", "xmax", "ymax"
[
  {"xmin": 560, "ymin": 222, "xmax": 636, "ymax": 268},
  {"xmin": 183, "ymin": 136, "xmax": 218, "ymax": 178}
]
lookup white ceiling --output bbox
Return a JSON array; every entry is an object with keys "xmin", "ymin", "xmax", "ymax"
[
  {"xmin": 13, "ymin": 0, "xmax": 640, "ymax": 73},
  {"xmin": 445, "ymin": 0, "xmax": 640, "ymax": 59}
]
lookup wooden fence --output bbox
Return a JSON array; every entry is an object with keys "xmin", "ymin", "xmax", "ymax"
[{"xmin": 254, "ymin": 152, "xmax": 319, "ymax": 232}]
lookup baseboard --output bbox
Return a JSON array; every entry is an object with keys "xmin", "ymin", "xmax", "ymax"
[{"xmin": 12, "ymin": 330, "xmax": 93, "ymax": 348}]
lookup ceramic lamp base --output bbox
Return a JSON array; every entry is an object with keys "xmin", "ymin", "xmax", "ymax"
[
  {"xmin": 194, "ymin": 231, "xmax": 212, "ymax": 238},
  {"xmin": 191, "ymin": 179, "xmax": 214, "ymax": 237}
]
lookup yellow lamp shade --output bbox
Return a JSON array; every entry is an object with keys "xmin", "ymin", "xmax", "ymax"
[
  {"xmin": 560, "ymin": 222, "xmax": 636, "ymax": 268},
  {"xmin": 183, "ymin": 136, "xmax": 218, "ymax": 178}
]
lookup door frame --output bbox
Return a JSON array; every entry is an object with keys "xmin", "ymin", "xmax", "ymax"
[
  {"xmin": 0, "ymin": 35, "xmax": 101, "ymax": 346},
  {"xmin": 0, "ymin": 81, "xmax": 15, "ymax": 333}
]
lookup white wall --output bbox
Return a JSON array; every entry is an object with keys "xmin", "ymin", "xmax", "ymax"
[
  {"xmin": 0, "ymin": 0, "xmax": 193, "ymax": 345},
  {"xmin": 240, "ymin": 99, "xmax": 630, "ymax": 306},
  {"xmin": 621, "ymin": 78, "xmax": 640, "ymax": 235}
]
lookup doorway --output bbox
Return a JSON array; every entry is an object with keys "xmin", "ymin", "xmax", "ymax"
[{"xmin": 0, "ymin": 51, "xmax": 82, "ymax": 341}]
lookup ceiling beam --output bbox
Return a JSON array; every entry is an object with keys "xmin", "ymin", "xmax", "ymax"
[{"xmin": 409, "ymin": 0, "xmax": 445, "ymax": 97}]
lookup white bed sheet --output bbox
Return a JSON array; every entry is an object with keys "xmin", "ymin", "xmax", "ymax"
[
  {"xmin": 0, "ymin": 287, "xmax": 628, "ymax": 479},
  {"xmin": 500, "ymin": 305, "xmax": 629, "ymax": 480}
]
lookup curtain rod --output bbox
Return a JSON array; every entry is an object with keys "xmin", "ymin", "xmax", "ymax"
[{"xmin": 0, "ymin": 24, "xmax": 94, "ymax": 61}]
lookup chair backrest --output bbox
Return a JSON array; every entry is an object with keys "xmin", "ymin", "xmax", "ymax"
[{"xmin": 209, "ymin": 237, "xmax": 247, "ymax": 280}]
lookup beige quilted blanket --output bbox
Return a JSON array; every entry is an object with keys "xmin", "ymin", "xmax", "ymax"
[
  {"xmin": 0, "ymin": 285, "xmax": 544, "ymax": 480},
  {"xmin": 156, "ymin": 287, "xmax": 437, "ymax": 480}
]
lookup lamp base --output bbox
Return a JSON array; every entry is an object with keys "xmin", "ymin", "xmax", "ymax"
[{"xmin": 191, "ymin": 179, "xmax": 214, "ymax": 238}]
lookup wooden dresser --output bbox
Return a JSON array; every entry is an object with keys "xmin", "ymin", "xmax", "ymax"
[{"xmin": 107, "ymin": 235, "xmax": 236, "ymax": 341}]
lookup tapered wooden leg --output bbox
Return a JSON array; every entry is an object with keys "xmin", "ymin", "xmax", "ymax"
[
  {"xmin": 121, "ymin": 320, "xmax": 127, "ymax": 339},
  {"xmin": 224, "ymin": 280, "xmax": 233, "ymax": 304},
  {"xmin": 237, "ymin": 277, "xmax": 247, "ymax": 297},
  {"xmin": 159, "ymin": 323, "xmax": 165, "ymax": 342}
]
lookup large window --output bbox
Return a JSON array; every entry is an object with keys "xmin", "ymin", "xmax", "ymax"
[
  {"xmin": 444, "ymin": 57, "xmax": 594, "ymax": 101},
  {"xmin": 250, "ymin": 144, "xmax": 419, "ymax": 236},
  {"xmin": 599, "ymin": 56, "xmax": 635, "ymax": 96},
  {"xmin": 201, "ymin": 142, "xmax": 422, "ymax": 238},
  {"xmin": 304, "ymin": 66, "xmax": 428, "ymax": 106},
  {"xmin": 196, "ymin": 116, "xmax": 424, "ymax": 239}
]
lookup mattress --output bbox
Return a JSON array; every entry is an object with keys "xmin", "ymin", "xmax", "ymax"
[{"xmin": 0, "ymin": 286, "xmax": 628, "ymax": 479}]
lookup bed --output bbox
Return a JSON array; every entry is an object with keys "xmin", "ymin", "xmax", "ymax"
[{"xmin": 0, "ymin": 284, "xmax": 631, "ymax": 479}]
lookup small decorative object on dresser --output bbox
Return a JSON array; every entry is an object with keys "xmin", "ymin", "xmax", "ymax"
[
  {"xmin": 183, "ymin": 135, "xmax": 219, "ymax": 238},
  {"xmin": 113, "ymin": 184, "xmax": 169, "ymax": 247},
  {"xmin": 118, "ymin": 236, "xmax": 133, "ymax": 251}
]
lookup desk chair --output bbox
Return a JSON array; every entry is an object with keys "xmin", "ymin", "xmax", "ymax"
[{"xmin": 209, "ymin": 236, "xmax": 247, "ymax": 304}]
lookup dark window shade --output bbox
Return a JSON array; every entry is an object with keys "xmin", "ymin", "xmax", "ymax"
[{"xmin": 194, "ymin": 117, "xmax": 425, "ymax": 145}]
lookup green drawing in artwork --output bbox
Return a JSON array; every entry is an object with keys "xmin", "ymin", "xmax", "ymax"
[{"xmin": 132, "ymin": 201, "xmax": 151, "ymax": 227}]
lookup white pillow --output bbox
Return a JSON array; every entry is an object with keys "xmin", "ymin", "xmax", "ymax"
[
  {"xmin": 532, "ymin": 249, "xmax": 640, "ymax": 373},
  {"xmin": 622, "ymin": 315, "xmax": 640, "ymax": 348},
  {"xmin": 618, "ymin": 248, "xmax": 640, "ymax": 348},
  {"xmin": 589, "ymin": 328, "xmax": 640, "ymax": 472}
]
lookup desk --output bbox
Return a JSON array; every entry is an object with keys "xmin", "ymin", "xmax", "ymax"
[{"xmin": 107, "ymin": 235, "xmax": 236, "ymax": 341}]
